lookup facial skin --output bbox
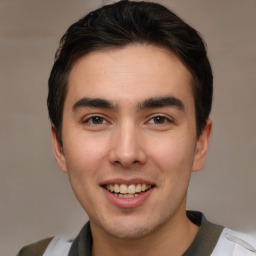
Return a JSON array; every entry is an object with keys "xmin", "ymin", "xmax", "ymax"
[{"xmin": 52, "ymin": 45, "xmax": 211, "ymax": 255}]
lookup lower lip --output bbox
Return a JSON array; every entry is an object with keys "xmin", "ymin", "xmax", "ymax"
[{"xmin": 102, "ymin": 187, "xmax": 154, "ymax": 208}]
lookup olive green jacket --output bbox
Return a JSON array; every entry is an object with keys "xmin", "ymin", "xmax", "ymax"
[{"xmin": 17, "ymin": 237, "xmax": 53, "ymax": 256}]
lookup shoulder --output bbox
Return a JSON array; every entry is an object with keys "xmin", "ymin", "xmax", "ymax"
[
  {"xmin": 211, "ymin": 228, "xmax": 256, "ymax": 255},
  {"xmin": 17, "ymin": 235, "xmax": 74, "ymax": 256},
  {"xmin": 16, "ymin": 237, "xmax": 53, "ymax": 256}
]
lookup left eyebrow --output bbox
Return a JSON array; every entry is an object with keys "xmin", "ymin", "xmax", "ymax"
[
  {"xmin": 72, "ymin": 97, "xmax": 116, "ymax": 112},
  {"xmin": 137, "ymin": 96, "xmax": 185, "ymax": 111}
]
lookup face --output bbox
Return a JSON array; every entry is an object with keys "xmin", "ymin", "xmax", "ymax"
[{"xmin": 52, "ymin": 45, "xmax": 211, "ymax": 240}]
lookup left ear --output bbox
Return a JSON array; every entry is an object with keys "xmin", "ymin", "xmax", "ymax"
[{"xmin": 192, "ymin": 119, "xmax": 212, "ymax": 172}]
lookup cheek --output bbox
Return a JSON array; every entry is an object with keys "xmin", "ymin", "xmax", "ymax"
[
  {"xmin": 63, "ymin": 136, "xmax": 109, "ymax": 208},
  {"xmin": 148, "ymin": 133, "xmax": 196, "ymax": 175},
  {"xmin": 63, "ymin": 133, "xmax": 110, "ymax": 178}
]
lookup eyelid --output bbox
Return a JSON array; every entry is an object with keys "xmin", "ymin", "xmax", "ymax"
[
  {"xmin": 81, "ymin": 114, "xmax": 110, "ymax": 125},
  {"xmin": 146, "ymin": 114, "xmax": 174, "ymax": 124}
]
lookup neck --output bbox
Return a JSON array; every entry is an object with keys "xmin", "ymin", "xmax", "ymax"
[{"xmin": 91, "ymin": 206, "xmax": 199, "ymax": 256}]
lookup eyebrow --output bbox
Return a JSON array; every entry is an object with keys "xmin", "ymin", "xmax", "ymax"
[
  {"xmin": 137, "ymin": 96, "xmax": 185, "ymax": 111},
  {"xmin": 72, "ymin": 96, "xmax": 185, "ymax": 112},
  {"xmin": 73, "ymin": 97, "xmax": 116, "ymax": 111}
]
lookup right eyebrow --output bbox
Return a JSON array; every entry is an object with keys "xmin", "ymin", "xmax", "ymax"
[{"xmin": 72, "ymin": 97, "xmax": 116, "ymax": 112}]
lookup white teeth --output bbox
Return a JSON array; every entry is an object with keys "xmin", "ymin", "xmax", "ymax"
[
  {"xmin": 114, "ymin": 184, "xmax": 120, "ymax": 193},
  {"xmin": 141, "ymin": 184, "xmax": 146, "ymax": 191},
  {"xmin": 120, "ymin": 184, "xmax": 128, "ymax": 193},
  {"xmin": 114, "ymin": 193, "xmax": 139, "ymax": 198},
  {"xmin": 105, "ymin": 183, "xmax": 152, "ymax": 195},
  {"xmin": 110, "ymin": 184, "xmax": 114, "ymax": 192},
  {"xmin": 135, "ymin": 184, "xmax": 142, "ymax": 192},
  {"xmin": 127, "ymin": 184, "xmax": 135, "ymax": 193}
]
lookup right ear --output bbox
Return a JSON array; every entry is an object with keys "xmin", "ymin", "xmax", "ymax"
[{"xmin": 51, "ymin": 126, "xmax": 68, "ymax": 173}]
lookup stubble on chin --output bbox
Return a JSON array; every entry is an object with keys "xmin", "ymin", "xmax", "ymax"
[{"xmin": 91, "ymin": 211, "xmax": 170, "ymax": 241}]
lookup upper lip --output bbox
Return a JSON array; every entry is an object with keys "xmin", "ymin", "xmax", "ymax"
[{"xmin": 99, "ymin": 178, "xmax": 156, "ymax": 186}]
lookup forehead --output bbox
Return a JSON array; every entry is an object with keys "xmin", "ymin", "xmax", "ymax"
[{"xmin": 66, "ymin": 45, "xmax": 194, "ymax": 109}]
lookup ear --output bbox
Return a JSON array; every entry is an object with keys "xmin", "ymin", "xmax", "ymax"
[
  {"xmin": 51, "ymin": 126, "xmax": 68, "ymax": 173},
  {"xmin": 192, "ymin": 119, "xmax": 212, "ymax": 172}
]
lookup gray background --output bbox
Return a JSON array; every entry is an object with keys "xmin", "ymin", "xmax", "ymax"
[{"xmin": 0, "ymin": 0, "xmax": 255, "ymax": 255}]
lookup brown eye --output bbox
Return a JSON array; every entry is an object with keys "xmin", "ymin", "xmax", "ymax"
[
  {"xmin": 146, "ymin": 115, "xmax": 174, "ymax": 130},
  {"xmin": 153, "ymin": 116, "xmax": 166, "ymax": 124},
  {"xmin": 83, "ymin": 116, "xmax": 107, "ymax": 125},
  {"xmin": 147, "ymin": 115, "xmax": 173, "ymax": 126},
  {"xmin": 91, "ymin": 116, "xmax": 104, "ymax": 124}
]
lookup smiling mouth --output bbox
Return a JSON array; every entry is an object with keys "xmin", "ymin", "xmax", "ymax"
[{"xmin": 103, "ymin": 184, "xmax": 154, "ymax": 198}]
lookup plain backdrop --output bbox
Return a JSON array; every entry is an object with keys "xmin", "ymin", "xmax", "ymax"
[{"xmin": 0, "ymin": 0, "xmax": 255, "ymax": 255}]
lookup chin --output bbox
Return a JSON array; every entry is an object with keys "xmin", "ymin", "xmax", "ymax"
[
  {"xmin": 94, "ymin": 214, "xmax": 166, "ymax": 240},
  {"xmin": 104, "ymin": 225, "xmax": 153, "ymax": 240}
]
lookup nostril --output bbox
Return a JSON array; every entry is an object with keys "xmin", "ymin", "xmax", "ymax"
[
  {"xmin": 117, "ymin": 159, "xmax": 141, "ymax": 168},
  {"xmin": 108, "ymin": 142, "xmax": 147, "ymax": 167}
]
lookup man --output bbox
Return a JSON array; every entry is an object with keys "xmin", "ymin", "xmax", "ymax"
[{"xmin": 17, "ymin": 1, "xmax": 255, "ymax": 255}]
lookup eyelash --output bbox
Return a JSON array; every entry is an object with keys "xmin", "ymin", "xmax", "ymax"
[
  {"xmin": 81, "ymin": 114, "xmax": 173, "ymax": 127},
  {"xmin": 147, "ymin": 115, "xmax": 173, "ymax": 125},
  {"xmin": 82, "ymin": 115, "xmax": 108, "ymax": 125}
]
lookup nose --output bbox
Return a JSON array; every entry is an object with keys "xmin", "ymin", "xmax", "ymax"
[{"xmin": 108, "ymin": 122, "xmax": 146, "ymax": 168}]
